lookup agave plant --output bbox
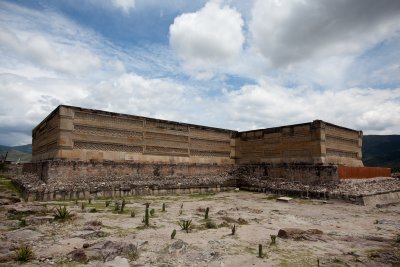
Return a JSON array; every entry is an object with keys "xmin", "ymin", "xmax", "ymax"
[
  {"xmin": 179, "ymin": 219, "xmax": 192, "ymax": 233},
  {"xmin": 54, "ymin": 206, "xmax": 71, "ymax": 221}
]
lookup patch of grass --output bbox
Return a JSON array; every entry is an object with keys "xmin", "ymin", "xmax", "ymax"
[
  {"xmin": 205, "ymin": 220, "xmax": 217, "ymax": 229},
  {"xmin": 15, "ymin": 244, "xmax": 34, "ymax": 262},
  {"xmin": 128, "ymin": 250, "xmax": 139, "ymax": 261},
  {"xmin": 264, "ymin": 194, "xmax": 279, "ymax": 200},
  {"xmin": 0, "ymin": 176, "xmax": 22, "ymax": 196},
  {"xmin": 19, "ymin": 219, "xmax": 27, "ymax": 227},
  {"xmin": 188, "ymin": 192, "xmax": 215, "ymax": 200},
  {"xmin": 279, "ymin": 248, "xmax": 315, "ymax": 267}
]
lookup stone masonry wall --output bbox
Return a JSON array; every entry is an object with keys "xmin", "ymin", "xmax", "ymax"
[
  {"xmin": 33, "ymin": 106, "xmax": 235, "ymax": 165},
  {"xmin": 235, "ymin": 121, "xmax": 324, "ymax": 165},
  {"xmin": 32, "ymin": 105, "xmax": 364, "ymax": 167}
]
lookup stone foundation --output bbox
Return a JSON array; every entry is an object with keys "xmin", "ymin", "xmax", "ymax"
[
  {"xmin": 12, "ymin": 161, "xmax": 395, "ymax": 202},
  {"xmin": 12, "ymin": 161, "xmax": 342, "ymax": 201}
]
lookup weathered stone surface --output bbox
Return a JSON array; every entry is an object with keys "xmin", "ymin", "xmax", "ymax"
[
  {"xmin": 104, "ymin": 256, "xmax": 130, "ymax": 267},
  {"xmin": 25, "ymin": 215, "xmax": 54, "ymax": 225},
  {"xmin": 4, "ymin": 229, "xmax": 44, "ymax": 241},
  {"xmin": 169, "ymin": 239, "xmax": 188, "ymax": 254},
  {"xmin": 69, "ymin": 240, "xmax": 138, "ymax": 263},
  {"xmin": 68, "ymin": 249, "xmax": 88, "ymax": 263},
  {"xmin": 277, "ymin": 228, "xmax": 324, "ymax": 240}
]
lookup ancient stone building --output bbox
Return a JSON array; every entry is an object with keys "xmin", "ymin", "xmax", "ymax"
[
  {"xmin": 32, "ymin": 105, "xmax": 363, "ymax": 166},
  {"xmin": 16, "ymin": 105, "xmax": 390, "ymax": 201}
]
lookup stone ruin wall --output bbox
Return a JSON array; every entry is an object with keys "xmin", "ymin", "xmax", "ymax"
[
  {"xmin": 16, "ymin": 161, "xmax": 341, "ymax": 201},
  {"xmin": 32, "ymin": 108, "xmax": 60, "ymax": 161},
  {"xmin": 22, "ymin": 105, "xmax": 378, "ymax": 201},
  {"xmin": 323, "ymin": 122, "xmax": 363, "ymax": 166},
  {"xmin": 235, "ymin": 121, "xmax": 363, "ymax": 166},
  {"xmin": 32, "ymin": 106, "xmax": 235, "ymax": 165},
  {"xmin": 235, "ymin": 121, "xmax": 325, "ymax": 165},
  {"xmin": 32, "ymin": 105, "xmax": 363, "ymax": 167}
]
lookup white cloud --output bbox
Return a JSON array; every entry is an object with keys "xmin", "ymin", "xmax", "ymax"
[
  {"xmin": 250, "ymin": 0, "xmax": 400, "ymax": 68},
  {"xmin": 0, "ymin": 27, "xmax": 101, "ymax": 75},
  {"xmin": 1, "ymin": 0, "xmax": 400, "ymax": 148},
  {"xmin": 169, "ymin": 1, "xmax": 244, "ymax": 79},
  {"xmin": 222, "ymin": 79, "xmax": 400, "ymax": 134},
  {"xmin": 111, "ymin": 0, "xmax": 135, "ymax": 14}
]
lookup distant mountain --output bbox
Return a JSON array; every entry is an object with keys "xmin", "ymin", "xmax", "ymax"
[
  {"xmin": 363, "ymin": 135, "xmax": 400, "ymax": 169},
  {"xmin": 0, "ymin": 144, "xmax": 32, "ymax": 163}
]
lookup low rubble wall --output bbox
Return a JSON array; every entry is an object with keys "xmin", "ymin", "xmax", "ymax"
[
  {"xmin": 236, "ymin": 164, "xmax": 339, "ymax": 186},
  {"xmin": 13, "ymin": 161, "xmax": 345, "ymax": 201},
  {"xmin": 13, "ymin": 160, "xmax": 237, "ymax": 201}
]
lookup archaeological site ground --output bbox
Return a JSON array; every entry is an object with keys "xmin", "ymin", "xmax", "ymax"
[{"xmin": 0, "ymin": 105, "xmax": 399, "ymax": 266}]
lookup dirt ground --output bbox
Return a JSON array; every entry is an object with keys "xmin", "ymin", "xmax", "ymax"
[{"xmin": 1, "ymin": 185, "xmax": 400, "ymax": 266}]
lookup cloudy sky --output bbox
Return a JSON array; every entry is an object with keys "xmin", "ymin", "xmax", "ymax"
[{"xmin": 1, "ymin": 0, "xmax": 400, "ymax": 146}]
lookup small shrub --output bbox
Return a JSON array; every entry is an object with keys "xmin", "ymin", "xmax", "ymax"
[
  {"xmin": 114, "ymin": 202, "xmax": 120, "ymax": 212},
  {"xmin": 15, "ymin": 244, "xmax": 34, "ymax": 262},
  {"xmin": 75, "ymin": 199, "xmax": 78, "ymax": 205},
  {"xmin": 179, "ymin": 219, "xmax": 192, "ymax": 233},
  {"xmin": 81, "ymin": 203, "xmax": 85, "ymax": 210},
  {"xmin": 105, "ymin": 200, "xmax": 110, "ymax": 207},
  {"xmin": 205, "ymin": 207, "xmax": 210, "ymax": 220},
  {"xmin": 162, "ymin": 203, "xmax": 166, "ymax": 212},
  {"xmin": 205, "ymin": 220, "xmax": 217, "ymax": 229},
  {"xmin": 171, "ymin": 229, "xmax": 177, "ymax": 239},
  {"xmin": 88, "ymin": 198, "xmax": 92, "ymax": 204},
  {"xmin": 54, "ymin": 206, "xmax": 71, "ymax": 221},
  {"xmin": 150, "ymin": 209, "xmax": 155, "ymax": 216},
  {"xmin": 128, "ymin": 250, "xmax": 139, "ymax": 261},
  {"xmin": 231, "ymin": 224, "xmax": 236, "ymax": 235},
  {"xmin": 87, "ymin": 220, "xmax": 102, "ymax": 226},
  {"xmin": 238, "ymin": 218, "xmax": 248, "ymax": 225},
  {"xmin": 89, "ymin": 208, "xmax": 97, "ymax": 213},
  {"xmin": 131, "ymin": 210, "xmax": 135, "ymax": 218},
  {"xmin": 19, "ymin": 219, "xmax": 27, "ymax": 227},
  {"xmin": 179, "ymin": 209, "xmax": 183, "ymax": 215},
  {"xmin": 270, "ymin": 235, "xmax": 276, "ymax": 245}
]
